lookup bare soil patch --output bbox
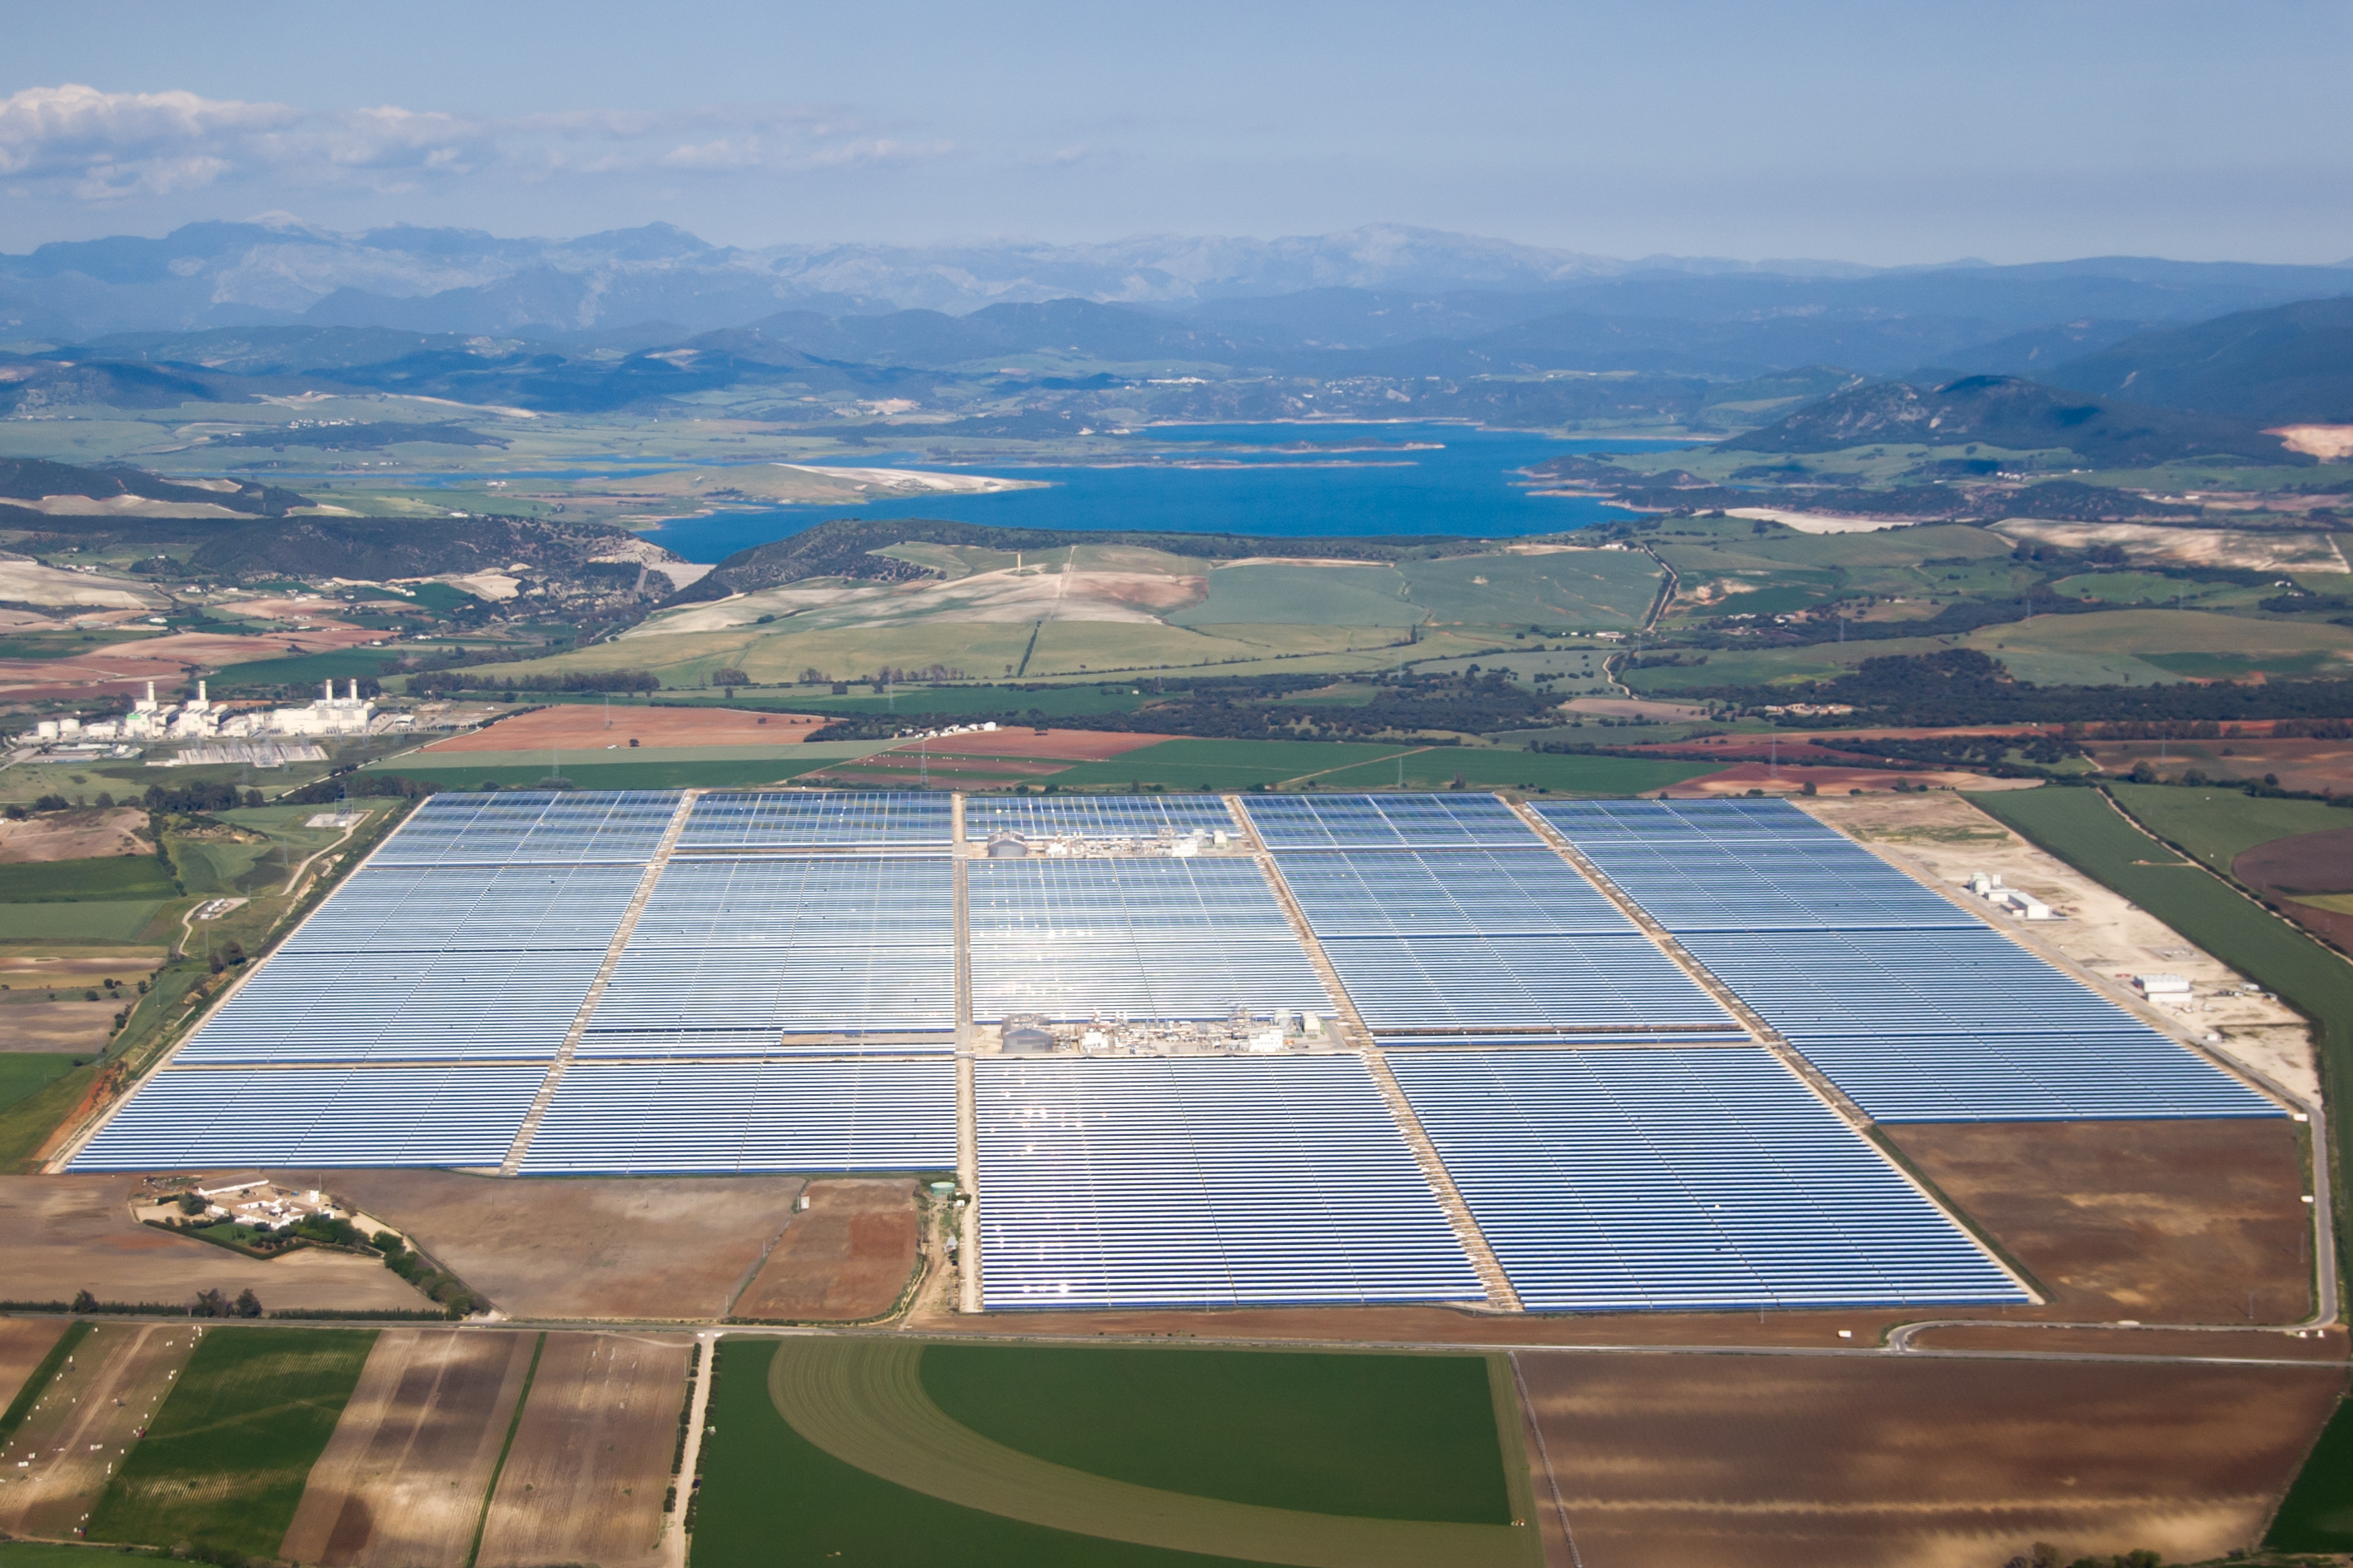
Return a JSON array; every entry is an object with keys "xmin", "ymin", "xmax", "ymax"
[
  {"xmin": 2087, "ymin": 736, "xmax": 2353, "ymax": 795},
  {"xmin": 1662, "ymin": 760, "xmax": 2031, "ymax": 795},
  {"xmin": 731, "ymin": 1178, "xmax": 920, "ymax": 1322},
  {"xmin": 0, "ymin": 1177, "xmax": 426, "ymax": 1312},
  {"xmin": 0, "ymin": 998, "xmax": 114, "ymax": 1053},
  {"xmin": 867, "ymin": 727, "xmax": 1177, "ymax": 764},
  {"xmin": 1513, "ymin": 1351, "xmax": 2339, "ymax": 1568},
  {"xmin": 423, "ymin": 704, "xmax": 831, "ymax": 754},
  {"xmin": 475, "ymin": 1332, "xmax": 689, "ymax": 1568},
  {"xmin": 1907, "ymin": 1324, "xmax": 2342, "ymax": 1359},
  {"xmin": 2236, "ymin": 826, "xmax": 2353, "ymax": 898},
  {"xmin": 1886, "ymin": 1119, "xmax": 2316, "ymax": 1324},
  {"xmin": 0, "ymin": 1318, "xmax": 67, "ymax": 1411},
  {"xmin": 280, "ymin": 1328, "xmax": 536, "ymax": 1568},
  {"xmin": 0, "ymin": 809, "xmax": 151, "ymax": 864},
  {"xmin": 0, "ymin": 1321, "xmax": 198, "ymax": 1539},
  {"xmin": 292, "ymin": 1170, "xmax": 805, "ymax": 1320}
]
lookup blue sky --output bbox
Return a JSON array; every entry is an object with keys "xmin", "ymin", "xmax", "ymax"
[{"xmin": 4, "ymin": 0, "xmax": 2349, "ymax": 263}]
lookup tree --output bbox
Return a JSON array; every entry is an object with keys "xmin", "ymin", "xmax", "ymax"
[
  {"xmin": 191, "ymin": 1287, "xmax": 229, "ymax": 1317},
  {"xmin": 712, "ymin": 667, "xmax": 749, "ymax": 688},
  {"xmin": 71, "ymin": 1289, "xmax": 97, "ymax": 1313},
  {"xmin": 233, "ymin": 1288, "xmax": 262, "ymax": 1318}
]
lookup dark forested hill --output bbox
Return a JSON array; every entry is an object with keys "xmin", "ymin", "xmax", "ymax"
[{"xmin": 2046, "ymin": 298, "xmax": 2353, "ymax": 424}]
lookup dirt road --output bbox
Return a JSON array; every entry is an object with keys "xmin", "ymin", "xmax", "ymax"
[
  {"xmin": 475, "ymin": 1332, "xmax": 690, "ymax": 1568},
  {"xmin": 0, "ymin": 1322, "xmax": 199, "ymax": 1540}
]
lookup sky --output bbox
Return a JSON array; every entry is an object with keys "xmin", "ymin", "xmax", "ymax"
[{"xmin": 3, "ymin": 0, "xmax": 2351, "ymax": 265}]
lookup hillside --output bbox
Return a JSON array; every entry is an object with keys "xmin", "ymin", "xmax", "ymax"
[
  {"xmin": 1718, "ymin": 375, "xmax": 2307, "ymax": 467},
  {"xmin": 2047, "ymin": 298, "xmax": 2353, "ymax": 424}
]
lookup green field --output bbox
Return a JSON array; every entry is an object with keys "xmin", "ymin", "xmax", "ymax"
[
  {"xmin": 2266, "ymin": 1395, "xmax": 2353, "ymax": 1551},
  {"xmin": 1046, "ymin": 739, "xmax": 1420, "ymax": 790},
  {"xmin": 1309, "ymin": 749, "xmax": 1713, "ymax": 795},
  {"xmin": 0, "ymin": 1542, "xmax": 147, "ymax": 1568},
  {"xmin": 367, "ymin": 755, "xmax": 843, "ymax": 790},
  {"xmin": 0, "ymin": 1054, "xmax": 82, "ymax": 1115},
  {"xmin": 0, "ymin": 1060, "xmax": 95, "ymax": 1170},
  {"xmin": 2103, "ymin": 783, "xmax": 2351, "ymax": 872},
  {"xmin": 0, "ymin": 902, "xmax": 165, "ymax": 940},
  {"xmin": 90, "ymin": 1327, "xmax": 376, "ymax": 1558},
  {"xmin": 0, "ymin": 857, "xmax": 175, "ymax": 903},
  {"xmin": 1169, "ymin": 565, "xmax": 1426, "ymax": 627},
  {"xmin": 202, "ymin": 647, "xmax": 401, "ymax": 693},
  {"xmin": 693, "ymin": 1337, "xmax": 1533, "ymax": 1568},
  {"xmin": 920, "ymin": 1345, "xmax": 1510, "ymax": 1524}
]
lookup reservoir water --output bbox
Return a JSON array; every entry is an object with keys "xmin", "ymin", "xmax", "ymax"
[{"xmin": 646, "ymin": 423, "xmax": 1695, "ymax": 563}]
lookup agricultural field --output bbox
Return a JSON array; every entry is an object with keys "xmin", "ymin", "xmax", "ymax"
[
  {"xmin": 1512, "ymin": 1352, "xmax": 2341, "ymax": 1568},
  {"xmin": 2086, "ymin": 731, "xmax": 2353, "ymax": 797},
  {"xmin": 88, "ymin": 1326, "xmax": 376, "ymax": 1558},
  {"xmin": 0, "ymin": 1322, "xmax": 201, "ymax": 1541},
  {"xmin": 308, "ymin": 1170, "xmax": 811, "ymax": 1320},
  {"xmin": 731, "ymin": 1180, "xmax": 924, "ymax": 1322},
  {"xmin": 0, "ymin": 1318, "xmax": 67, "ymax": 1418},
  {"xmin": 2267, "ymin": 1396, "xmax": 2353, "ymax": 1552},
  {"xmin": 278, "ymin": 1329, "xmax": 537, "ymax": 1568},
  {"xmin": 692, "ymin": 1337, "xmax": 1538, "ymax": 1568},
  {"xmin": 473, "ymin": 1332, "xmax": 689, "ymax": 1568},
  {"xmin": 0, "ymin": 1177, "xmax": 432, "ymax": 1312}
]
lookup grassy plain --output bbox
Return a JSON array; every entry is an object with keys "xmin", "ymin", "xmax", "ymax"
[
  {"xmin": 2267, "ymin": 1394, "xmax": 2353, "ymax": 1551},
  {"xmin": 918, "ymin": 1345, "xmax": 1511, "ymax": 1524},
  {"xmin": 2104, "ymin": 783, "xmax": 2351, "ymax": 871},
  {"xmin": 90, "ymin": 1327, "xmax": 376, "ymax": 1558},
  {"xmin": 367, "ymin": 756, "xmax": 837, "ymax": 790},
  {"xmin": 0, "ymin": 859, "xmax": 174, "ymax": 903},
  {"xmin": 204, "ymin": 648, "xmax": 405, "ymax": 694},
  {"xmin": 1309, "ymin": 749, "xmax": 1712, "ymax": 794},
  {"xmin": 0, "ymin": 1055, "xmax": 81, "ymax": 1115},
  {"xmin": 0, "ymin": 903, "xmax": 162, "ymax": 941}
]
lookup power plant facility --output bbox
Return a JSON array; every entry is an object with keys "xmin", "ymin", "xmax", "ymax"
[{"xmin": 26, "ymin": 678, "xmax": 398, "ymax": 757}]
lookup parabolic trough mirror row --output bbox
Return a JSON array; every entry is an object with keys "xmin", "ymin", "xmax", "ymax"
[{"xmin": 67, "ymin": 789, "xmax": 2283, "ymax": 1312}]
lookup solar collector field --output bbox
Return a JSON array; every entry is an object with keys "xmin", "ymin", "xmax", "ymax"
[
  {"xmin": 965, "ymin": 794, "xmax": 1234, "ymax": 840},
  {"xmin": 371, "ymin": 790, "xmax": 678, "ymax": 866},
  {"xmin": 1535, "ymin": 797, "xmax": 2281, "ymax": 1122},
  {"xmin": 71, "ymin": 1063, "xmax": 549, "ymax": 1170},
  {"xmin": 1389, "ymin": 1048, "xmax": 2028, "ymax": 1310},
  {"xmin": 968, "ymin": 857, "xmax": 1328, "ymax": 1022},
  {"xmin": 1243, "ymin": 792, "xmax": 1538, "ymax": 849},
  {"xmin": 975, "ymin": 1055, "xmax": 1483, "ymax": 1309},
  {"xmin": 675, "ymin": 789, "xmax": 951, "ymax": 851}
]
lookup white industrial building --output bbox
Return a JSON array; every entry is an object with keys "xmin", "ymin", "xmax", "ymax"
[{"xmin": 28, "ymin": 679, "xmax": 396, "ymax": 753}]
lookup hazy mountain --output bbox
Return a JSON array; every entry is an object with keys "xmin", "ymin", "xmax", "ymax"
[
  {"xmin": 1718, "ymin": 374, "xmax": 2306, "ymax": 468},
  {"xmin": 5, "ymin": 218, "xmax": 2351, "ymax": 348},
  {"xmin": 2045, "ymin": 298, "xmax": 2353, "ymax": 424}
]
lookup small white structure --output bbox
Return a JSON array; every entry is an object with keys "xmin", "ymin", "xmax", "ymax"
[
  {"xmin": 1963, "ymin": 870, "xmax": 2055, "ymax": 921},
  {"xmin": 2134, "ymin": 973, "xmax": 2193, "ymax": 998}
]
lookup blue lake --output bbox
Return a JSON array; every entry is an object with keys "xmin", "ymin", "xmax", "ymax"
[{"xmin": 645, "ymin": 424, "xmax": 1693, "ymax": 563}]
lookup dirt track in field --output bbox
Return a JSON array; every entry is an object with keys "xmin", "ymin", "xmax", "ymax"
[
  {"xmin": 278, "ymin": 1329, "xmax": 536, "ymax": 1568},
  {"xmin": 0, "ymin": 1177, "xmax": 428, "ymax": 1313},
  {"xmin": 1515, "ymin": 1352, "xmax": 2342, "ymax": 1568},
  {"xmin": 475, "ymin": 1332, "xmax": 689, "ymax": 1568},
  {"xmin": 0, "ymin": 1319, "xmax": 67, "ymax": 1412},
  {"xmin": 1885, "ymin": 1119, "xmax": 2316, "ymax": 1324},
  {"xmin": 0, "ymin": 1322, "xmax": 197, "ymax": 1540},
  {"xmin": 290, "ymin": 1170, "xmax": 805, "ymax": 1320},
  {"xmin": 424, "ymin": 704, "xmax": 831, "ymax": 752},
  {"xmin": 731, "ymin": 1179, "xmax": 920, "ymax": 1322},
  {"xmin": 766, "ymin": 1338, "xmax": 1533, "ymax": 1568}
]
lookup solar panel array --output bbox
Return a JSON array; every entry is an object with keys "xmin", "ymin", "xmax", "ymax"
[
  {"xmin": 372, "ymin": 790, "xmax": 679, "ymax": 866},
  {"xmin": 969, "ymin": 857, "xmax": 1328, "ymax": 1021},
  {"xmin": 1251, "ymin": 806, "xmax": 1742, "ymax": 1043},
  {"xmin": 1535, "ymin": 798, "xmax": 2281, "ymax": 1122},
  {"xmin": 71, "ymin": 1063, "xmax": 549, "ymax": 1170},
  {"xmin": 976, "ymin": 1055, "xmax": 1483, "ymax": 1308},
  {"xmin": 518, "ymin": 1058, "xmax": 956, "ymax": 1173},
  {"xmin": 586, "ymin": 855, "xmax": 955, "ymax": 1046},
  {"xmin": 676, "ymin": 790, "xmax": 951, "ymax": 851},
  {"xmin": 965, "ymin": 794, "xmax": 1234, "ymax": 841},
  {"xmin": 1388, "ymin": 1048, "xmax": 2028, "ymax": 1310},
  {"xmin": 1243, "ymin": 792, "xmax": 1536, "ymax": 849}
]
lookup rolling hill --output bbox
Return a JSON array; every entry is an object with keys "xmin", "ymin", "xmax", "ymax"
[{"xmin": 2047, "ymin": 298, "xmax": 2353, "ymax": 424}]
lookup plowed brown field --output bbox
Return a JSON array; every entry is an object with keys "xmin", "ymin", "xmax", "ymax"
[
  {"xmin": 0, "ymin": 1177, "xmax": 429, "ymax": 1313},
  {"xmin": 0, "ymin": 1321, "xmax": 197, "ymax": 1540},
  {"xmin": 423, "ymin": 704, "xmax": 830, "ymax": 752},
  {"xmin": 0, "ymin": 1319, "xmax": 67, "ymax": 1411},
  {"xmin": 868, "ymin": 727, "xmax": 1175, "ymax": 763},
  {"xmin": 292, "ymin": 1170, "xmax": 805, "ymax": 1320},
  {"xmin": 1886, "ymin": 1119, "xmax": 2315, "ymax": 1323},
  {"xmin": 1514, "ymin": 1352, "xmax": 2341, "ymax": 1568},
  {"xmin": 279, "ymin": 1329, "xmax": 536, "ymax": 1568},
  {"xmin": 731, "ymin": 1179, "xmax": 920, "ymax": 1322},
  {"xmin": 475, "ymin": 1332, "xmax": 690, "ymax": 1568}
]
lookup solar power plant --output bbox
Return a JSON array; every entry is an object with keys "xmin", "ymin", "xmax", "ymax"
[
  {"xmin": 968, "ymin": 857, "xmax": 1329, "ymax": 1022},
  {"xmin": 1241, "ymin": 792, "xmax": 1539, "ymax": 849},
  {"xmin": 280, "ymin": 864, "xmax": 645, "ymax": 954},
  {"xmin": 675, "ymin": 789, "xmax": 952, "ymax": 851},
  {"xmin": 1678, "ymin": 929, "xmax": 2281, "ymax": 1120},
  {"xmin": 70, "ymin": 1063, "xmax": 550, "ymax": 1170},
  {"xmin": 1388, "ymin": 1048, "xmax": 2031, "ymax": 1311},
  {"xmin": 586, "ymin": 856, "xmax": 955, "ymax": 1044},
  {"xmin": 172, "ymin": 948, "xmax": 606, "ymax": 1064},
  {"xmin": 371, "ymin": 790, "xmax": 680, "ymax": 866},
  {"xmin": 975, "ymin": 1055, "xmax": 1483, "ymax": 1309},
  {"xmin": 516, "ymin": 1058, "xmax": 957, "ymax": 1173},
  {"xmin": 1537, "ymin": 798, "xmax": 2281, "ymax": 1122},
  {"xmin": 965, "ymin": 794, "xmax": 1234, "ymax": 840},
  {"xmin": 1267, "ymin": 844, "xmax": 1741, "ymax": 1041}
]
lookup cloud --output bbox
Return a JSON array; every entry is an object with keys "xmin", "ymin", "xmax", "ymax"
[{"xmin": 0, "ymin": 84, "xmax": 944, "ymax": 202}]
